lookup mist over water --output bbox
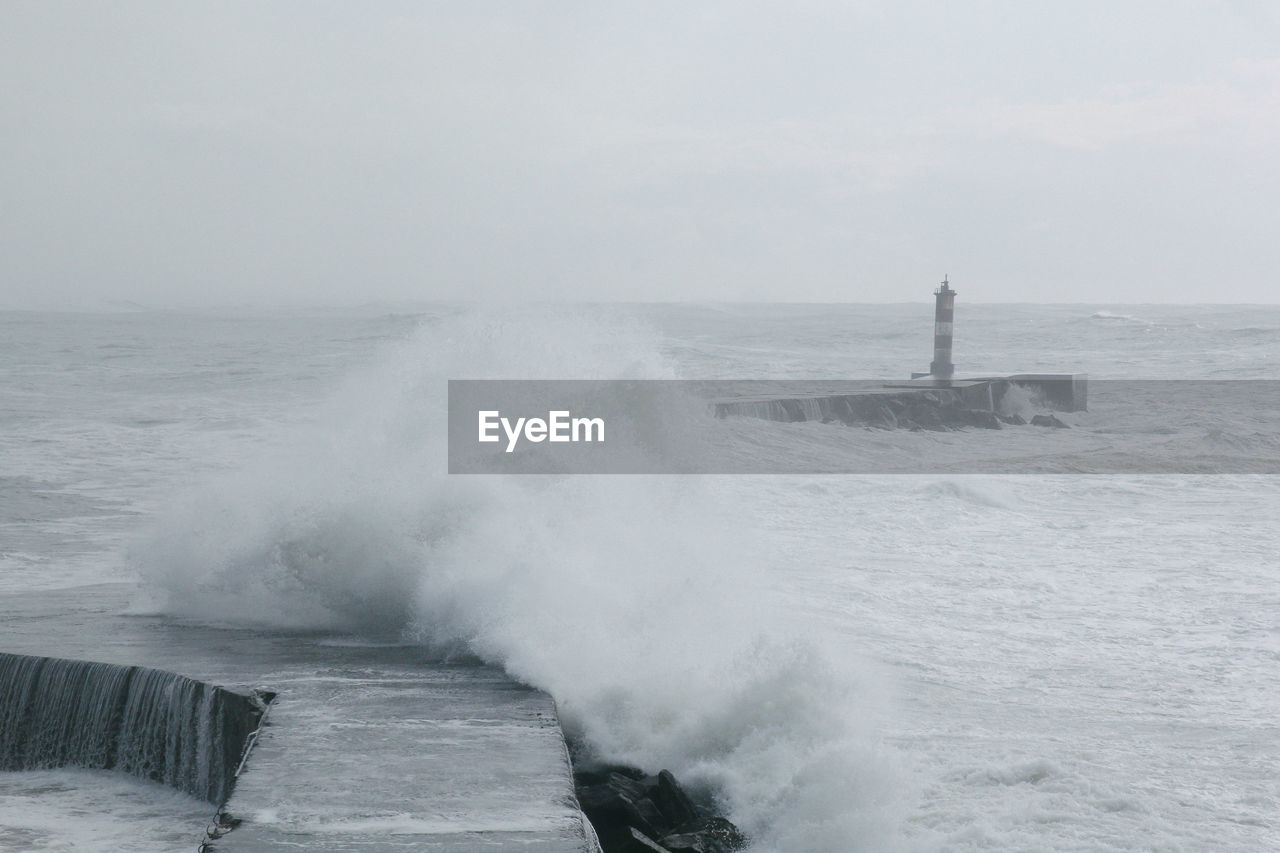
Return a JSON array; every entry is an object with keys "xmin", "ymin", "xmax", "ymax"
[{"xmin": 5, "ymin": 303, "xmax": 1278, "ymax": 851}]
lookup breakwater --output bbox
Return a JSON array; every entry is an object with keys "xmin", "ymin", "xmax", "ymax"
[
  {"xmin": 712, "ymin": 375, "xmax": 1085, "ymax": 430},
  {"xmin": 0, "ymin": 652, "xmax": 269, "ymax": 805},
  {"xmin": 713, "ymin": 387, "xmax": 986, "ymax": 429}
]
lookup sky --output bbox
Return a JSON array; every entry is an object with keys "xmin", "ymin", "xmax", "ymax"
[{"xmin": 2, "ymin": 1, "xmax": 1279, "ymax": 307}]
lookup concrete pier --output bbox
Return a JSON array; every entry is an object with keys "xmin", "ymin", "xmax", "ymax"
[{"xmin": 0, "ymin": 584, "xmax": 599, "ymax": 852}]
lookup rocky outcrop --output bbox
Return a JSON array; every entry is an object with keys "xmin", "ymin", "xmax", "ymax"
[
  {"xmin": 1030, "ymin": 414, "xmax": 1069, "ymax": 428},
  {"xmin": 574, "ymin": 765, "xmax": 747, "ymax": 853},
  {"xmin": 956, "ymin": 409, "xmax": 1003, "ymax": 430}
]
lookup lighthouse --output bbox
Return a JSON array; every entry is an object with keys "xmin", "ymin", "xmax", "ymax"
[{"xmin": 929, "ymin": 275, "xmax": 956, "ymax": 382}]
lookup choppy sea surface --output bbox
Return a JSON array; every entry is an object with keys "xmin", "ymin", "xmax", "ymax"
[{"xmin": 1, "ymin": 303, "xmax": 1277, "ymax": 852}]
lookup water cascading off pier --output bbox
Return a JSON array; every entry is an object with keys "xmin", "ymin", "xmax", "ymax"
[{"xmin": 0, "ymin": 652, "xmax": 269, "ymax": 806}]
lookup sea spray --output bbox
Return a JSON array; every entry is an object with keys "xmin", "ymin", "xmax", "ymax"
[{"xmin": 132, "ymin": 306, "xmax": 905, "ymax": 851}]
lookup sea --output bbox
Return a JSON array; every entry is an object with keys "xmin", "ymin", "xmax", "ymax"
[{"xmin": 0, "ymin": 303, "xmax": 1276, "ymax": 852}]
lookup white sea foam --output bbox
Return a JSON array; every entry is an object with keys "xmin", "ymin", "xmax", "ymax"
[
  {"xmin": 994, "ymin": 382, "xmax": 1040, "ymax": 418},
  {"xmin": 132, "ymin": 307, "xmax": 903, "ymax": 851},
  {"xmin": 0, "ymin": 768, "xmax": 210, "ymax": 853}
]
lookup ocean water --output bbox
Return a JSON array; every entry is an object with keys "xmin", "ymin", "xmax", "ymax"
[{"xmin": 1, "ymin": 303, "xmax": 1277, "ymax": 851}]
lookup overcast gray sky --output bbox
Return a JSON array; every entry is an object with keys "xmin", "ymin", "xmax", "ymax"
[{"xmin": 2, "ymin": 1, "xmax": 1278, "ymax": 307}]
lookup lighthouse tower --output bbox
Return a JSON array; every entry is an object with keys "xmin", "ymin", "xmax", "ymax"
[{"xmin": 929, "ymin": 275, "xmax": 956, "ymax": 382}]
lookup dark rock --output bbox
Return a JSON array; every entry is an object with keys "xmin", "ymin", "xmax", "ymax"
[
  {"xmin": 959, "ymin": 410, "xmax": 1003, "ymax": 429},
  {"xmin": 630, "ymin": 795, "xmax": 668, "ymax": 835},
  {"xmin": 621, "ymin": 826, "xmax": 673, "ymax": 853},
  {"xmin": 574, "ymin": 764, "xmax": 747, "ymax": 853},
  {"xmin": 998, "ymin": 413, "xmax": 1027, "ymax": 425},
  {"xmin": 609, "ymin": 771, "xmax": 653, "ymax": 802},
  {"xmin": 576, "ymin": 783, "xmax": 617, "ymax": 811},
  {"xmin": 577, "ymin": 781, "xmax": 662, "ymax": 848},
  {"xmin": 660, "ymin": 817, "xmax": 749, "ymax": 853},
  {"xmin": 575, "ymin": 765, "xmax": 647, "ymax": 786},
  {"xmin": 1030, "ymin": 414, "xmax": 1069, "ymax": 428},
  {"xmin": 654, "ymin": 770, "xmax": 699, "ymax": 828}
]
